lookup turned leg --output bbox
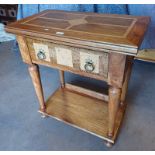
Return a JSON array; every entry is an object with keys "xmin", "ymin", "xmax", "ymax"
[
  {"xmin": 108, "ymin": 86, "xmax": 121, "ymax": 137},
  {"xmin": 59, "ymin": 70, "xmax": 65, "ymax": 88},
  {"xmin": 105, "ymin": 141, "xmax": 113, "ymax": 147},
  {"xmin": 28, "ymin": 64, "xmax": 46, "ymax": 113}
]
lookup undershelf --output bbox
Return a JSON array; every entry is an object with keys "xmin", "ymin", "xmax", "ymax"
[{"xmin": 39, "ymin": 87, "xmax": 126, "ymax": 143}]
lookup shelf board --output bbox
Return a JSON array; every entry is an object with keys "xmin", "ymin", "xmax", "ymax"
[{"xmin": 39, "ymin": 88, "xmax": 126, "ymax": 143}]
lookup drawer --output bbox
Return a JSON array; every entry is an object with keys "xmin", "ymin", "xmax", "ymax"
[{"xmin": 26, "ymin": 38, "xmax": 109, "ymax": 78}]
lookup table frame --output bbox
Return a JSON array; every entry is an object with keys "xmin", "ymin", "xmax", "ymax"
[{"xmin": 17, "ymin": 35, "xmax": 134, "ymax": 147}]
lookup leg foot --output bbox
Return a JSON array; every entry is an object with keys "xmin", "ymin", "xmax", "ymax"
[
  {"xmin": 41, "ymin": 113, "xmax": 48, "ymax": 118},
  {"xmin": 105, "ymin": 141, "xmax": 113, "ymax": 147}
]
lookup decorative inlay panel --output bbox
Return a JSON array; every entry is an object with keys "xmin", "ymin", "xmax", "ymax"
[
  {"xmin": 26, "ymin": 38, "xmax": 109, "ymax": 78},
  {"xmin": 55, "ymin": 47, "xmax": 73, "ymax": 67}
]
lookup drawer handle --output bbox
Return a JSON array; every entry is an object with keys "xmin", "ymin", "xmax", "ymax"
[
  {"xmin": 37, "ymin": 50, "xmax": 46, "ymax": 60},
  {"xmin": 84, "ymin": 60, "xmax": 95, "ymax": 73},
  {"xmin": 56, "ymin": 31, "xmax": 64, "ymax": 35}
]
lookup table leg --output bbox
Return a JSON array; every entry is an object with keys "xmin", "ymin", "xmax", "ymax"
[
  {"xmin": 108, "ymin": 86, "xmax": 121, "ymax": 137},
  {"xmin": 121, "ymin": 57, "xmax": 133, "ymax": 106},
  {"xmin": 28, "ymin": 64, "xmax": 46, "ymax": 113},
  {"xmin": 120, "ymin": 71, "xmax": 131, "ymax": 106},
  {"xmin": 59, "ymin": 70, "xmax": 65, "ymax": 88}
]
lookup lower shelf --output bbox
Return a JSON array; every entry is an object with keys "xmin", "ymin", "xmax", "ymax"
[{"xmin": 39, "ymin": 87, "xmax": 126, "ymax": 143}]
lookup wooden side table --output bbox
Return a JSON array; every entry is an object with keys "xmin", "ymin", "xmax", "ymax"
[{"xmin": 5, "ymin": 10, "xmax": 150, "ymax": 147}]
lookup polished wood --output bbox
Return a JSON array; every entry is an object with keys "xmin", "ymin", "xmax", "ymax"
[
  {"xmin": 32, "ymin": 59, "xmax": 107, "ymax": 81},
  {"xmin": 26, "ymin": 37, "xmax": 109, "ymax": 80},
  {"xmin": 39, "ymin": 88, "xmax": 125, "ymax": 144},
  {"xmin": 5, "ymin": 10, "xmax": 150, "ymax": 146},
  {"xmin": 108, "ymin": 86, "xmax": 121, "ymax": 137},
  {"xmin": 108, "ymin": 53, "xmax": 126, "ymax": 88},
  {"xmin": 59, "ymin": 70, "xmax": 65, "ymax": 88},
  {"xmin": 65, "ymin": 83, "xmax": 109, "ymax": 102},
  {"xmin": 28, "ymin": 64, "xmax": 46, "ymax": 112},
  {"xmin": 121, "ymin": 56, "xmax": 134, "ymax": 105},
  {"xmin": 16, "ymin": 36, "xmax": 32, "ymax": 64},
  {"xmin": 5, "ymin": 10, "xmax": 150, "ymax": 55},
  {"xmin": 136, "ymin": 49, "xmax": 155, "ymax": 62}
]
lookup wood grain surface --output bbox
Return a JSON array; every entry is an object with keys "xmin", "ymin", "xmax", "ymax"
[
  {"xmin": 5, "ymin": 10, "xmax": 150, "ymax": 55},
  {"xmin": 28, "ymin": 64, "xmax": 46, "ymax": 112},
  {"xmin": 108, "ymin": 52, "xmax": 126, "ymax": 88},
  {"xmin": 16, "ymin": 36, "xmax": 32, "ymax": 64},
  {"xmin": 65, "ymin": 83, "xmax": 109, "ymax": 102},
  {"xmin": 39, "ymin": 87, "xmax": 126, "ymax": 143},
  {"xmin": 5, "ymin": 10, "xmax": 150, "ymax": 145},
  {"xmin": 136, "ymin": 49, "xmax": 155, "ymax": 62},
  {"xmin": 26, "ymin": 37, "xmax": 109, "ymax": 80}
]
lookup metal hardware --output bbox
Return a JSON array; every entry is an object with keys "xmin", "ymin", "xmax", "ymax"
[
  {"xmin": 56, "ymin": 31, "xmax": 64, "ymax": 35},
  {"xmin": 84, "ymin": 59, "xmax": 95, "ymax": 73},
  {"xmin": 37, "ymin": 50, "xmax": 46, "ymax": 60}
]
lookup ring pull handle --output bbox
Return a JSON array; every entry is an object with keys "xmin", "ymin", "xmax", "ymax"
[
  {"xmin": 84, "ymin": 59, "xmax": 95, "ymax": 73},
  {"xmin": 37, "ymin": 50, "xmax": 46, "ymax": 60}
]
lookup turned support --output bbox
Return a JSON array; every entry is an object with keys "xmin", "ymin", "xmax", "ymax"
[
  {"xmin": 28, "ymin": 64, "xmax": 46, "ymax": 112},
  {"xmin": 108, "ymin": 86, "xmax": 121, "ymax": 137},
  {"xmin": 59, "ymin": 70, "xmax": 65, "ymax": 88}
]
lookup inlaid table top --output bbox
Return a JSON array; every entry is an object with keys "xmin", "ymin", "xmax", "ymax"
[
  {"xmin": 4, "ymin": 10, "xmax": 151, "ymax": 146},
  {"xmin": 5, "ymin": 10, "xmax": 150, "ymax": 55}
]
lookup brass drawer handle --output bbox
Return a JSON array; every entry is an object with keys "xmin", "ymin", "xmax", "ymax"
[
  {"xmin": 84, "ymin": 60, "xmax": 95, "ymax": 73},
  {"xmin": 37, "ymin": 50, "xmax": 46, "ymax": 60}
]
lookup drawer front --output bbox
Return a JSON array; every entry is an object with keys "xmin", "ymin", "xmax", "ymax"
[{"xmin": 26, "ymin": 38, "xmax": 109, "ymax": 78}]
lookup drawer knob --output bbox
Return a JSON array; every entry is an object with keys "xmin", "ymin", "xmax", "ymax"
[
  {"xmin": 37, "ymin": 50, "xmax": 46, "ymax": 60},
  {"xmin": 84, "ymin": 60, "xmax": 95, "ymax": 73}
]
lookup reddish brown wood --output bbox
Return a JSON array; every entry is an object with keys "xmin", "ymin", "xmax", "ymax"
[
  {"xmin": 108, "ymin": 86, "xmax": 121, "ymax": 137},
  {"xmin": 16, "ymin": 35, "xmax": 32, "ymax": 64},
  {"xmin": 108, "ymin": 52, "xmax": 126, "ymax": 88},
  {"xmin": 120, "ymin": 56, "xmax": 134, "ymax": 105},
  {"xmin": 5, "ymin": 10, "xmax": 150, "ymax": 55},
  {"xmin": 4, "ymin": 10, "xmax": 150, "ymax": 146},
  {"xmin": 65, "ymin": 83, "xmax": 109, "ymax": 102},
  {"xmin": 39, "ymin": 87, "xmax": 126, "ymax": 144},
  {"xmin": 26, "ymin": 37, "xmax": 109, "ymax": 80},
  {"xmin": 28, "ymin": 64, "xmax": 46, "ymax": 112},
  {"xmin": 59, "ymin": 70, "xmax": 65, "ymax": 88}
]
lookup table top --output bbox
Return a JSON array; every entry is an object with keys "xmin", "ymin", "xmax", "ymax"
[{"xmin": 5, "ymin": 10, "xmax": 150, "ymax": 55}]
